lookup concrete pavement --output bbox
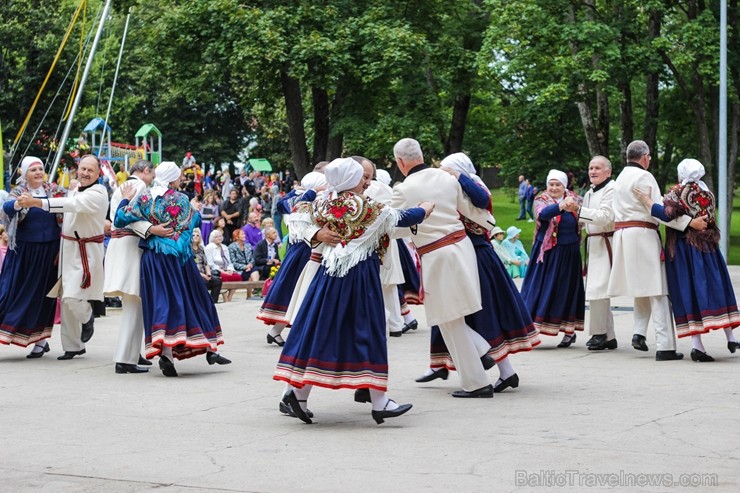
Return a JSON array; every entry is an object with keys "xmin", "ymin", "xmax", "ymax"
[{"xmin": 2, "ymin": 269, "xmax": 740, "ymax": 492}]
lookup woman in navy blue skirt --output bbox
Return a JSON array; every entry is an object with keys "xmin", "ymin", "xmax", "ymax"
[
  {"xmin": 274, "ymin": 157, "xmax": 432, "ymax": 425},
  {"xmin": 635, "ymin": 159, "xmax": 740, "ymax": 362},
  {"xmin": 520, "ymin": 169, "xmax": 585, "ymax": 347}
]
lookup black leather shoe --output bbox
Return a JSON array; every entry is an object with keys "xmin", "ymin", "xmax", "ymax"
[
  {"xmin": 632, "ymin": 334, "xmax": 648, "ymax": 351},
  {"xmin": 690, "ymin": 348, "xmax": 714, "ymax": 362},
  {"xmin": 138, "ymin": 355, "xmax": 152, "ymax": 366},
  {"xmin": 266, "ymin": 333, "xmax": 285, "ymax": 346},
  {"xmin": 371, "ymin": 401, "xmax": 412, "ymax": 424},
  {"xmin": 586, "ymin": 334, "xmax": 606, "ymax": 348},
  {"xmin": 588, "ymin": 338, "xmax": 618, "ymax": 351},
  {"xmin": 354, "ymin": 388, "xmax": 371, "ymax": 403},
  {"xmin": 57, "ymin": 349, "xmax": 86, "ymax": 360},
  {"xmin": 115, "ymin": 362, "xmax": 149, "ymax": 374},
  {"xmin": 278, "ymin": 400, "xmax": 314, "ymax": 418},
  {"xmin": 451, "ymin": 384, "xmax": 494, "ymax": 398},
  {"xmin": 81, "ymin": 314, "xmax": 95, "ymax": 343},
  {"xmin": 655, "ymin": 350, "xmax": 684, "ymax": 361},
  {"xmin": 159, "ymin": 355, "xmax": 178, "ymax": 376},
  {"xmin": 26, "ymin": 342, "xmax": 50, "ymax": 359},
  {"xmin": 282, "ymin": 390, "xmax": 312, "ymax": 424},
  {"xmin": 401, "ymin": 320, "xmax": 418, "ymax": 333},
  {"xmin": 206, "ymin": 352, "xmax": 232, "ymax": 365},
  {"xmin": 493, "ymin": 373, "xmax": 519, "ymax": 393},
  {"xmin": 389, "ymin": 330, "xmax": 403, "ymax": 337},
  {"xmin": 728, "ymin": 341, "xmax": 740, "ymax": 353},
  {"xmin": 557, "ymin": 333, "xmax": 576, "ymax": 348},
  {"xmin": 415, "ymin": 367, "xmax": 449, "ymax": 383},
  {"xmin": 481, "ymin": 354, "xmax": 495, "ymax": 370}
]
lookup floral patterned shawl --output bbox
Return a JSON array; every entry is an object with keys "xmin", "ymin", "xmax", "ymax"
[{"xmin": 661, "ymin": 182, "xmax": 720, "ymax": 259}]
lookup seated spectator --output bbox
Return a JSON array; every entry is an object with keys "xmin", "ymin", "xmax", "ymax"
[
  {"xmin": 204, "ymin": 229, "xmax": 242, "ymax": 302},
  {"xmin": 191, "ymin": 228, "xmax": 223, "ymax": 303},
  {"xmin": 261, "ymin": 217, "xmax": 282, "ymax": 246},
  {"xmin": 503, "ymin": 226, "xmax": 530, "ymax": 278},
  {"xmin": 491, "ymin": 226, "xmax": 522, "ymax": 279},
  {"xmin": 228, "ymin": 229, "xmax": 260, "ymax": 282},
  {"xmin": 254, "ymin": 227, "xmax": 281, "ymax": 280},
  {"xmin": 242, "ymin": 211, "xmax": 263, "ymax": 248}
]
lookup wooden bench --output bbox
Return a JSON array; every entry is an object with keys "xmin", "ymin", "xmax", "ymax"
[{"xmin": 220, "ymin": 280, "xmax": 265, "ymax": 302}]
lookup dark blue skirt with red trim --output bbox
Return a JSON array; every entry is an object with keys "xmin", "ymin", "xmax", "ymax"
[
  {"xmin": 0, "ymin": 239, "xmax": 59, "ymax": 347},
  {"xmin": 140, "ymin": 251, "xmax": 223, "ymax": 360},
  {"xmin": 397, "ymin": 239, "xmax": 422, "ymax": 304},
  {"xmin": 520, "ymin": 239, "xmax": 584, "ymax": 336},
  {"xmin": 429, "ymin": 236, "xmax": 540, "ymax": 369},
  {"xmin": 274, "ymin": 254, "xmax": 388, "ymax": 391},
  {"xmin": 256, "ymin": 241, "xmax": 311, "ymax": 326},
  {"xmin": 666, "ymin": 239, "xmax": 740, "ymax": 338}
]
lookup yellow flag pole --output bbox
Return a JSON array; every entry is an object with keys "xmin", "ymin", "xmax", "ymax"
[{"xmin": 1, "ymin": 119, "xmax": 5, "ymax": 190}]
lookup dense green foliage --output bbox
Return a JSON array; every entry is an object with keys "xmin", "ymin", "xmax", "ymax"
[{"xmin": 1, "ymin": 0, "xmax": 738, "ymax": 194}]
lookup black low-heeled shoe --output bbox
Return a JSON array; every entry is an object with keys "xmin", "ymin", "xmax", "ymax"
[
  {"xmin": 282, "ymin": 390, "xmax": 312, "ymax": 424},
  {"xmin": 690, "ymin": 348, "xmax": 714, "ymax": 362},
  {"xmin": 354, "ymin": 388, "xmax": 371, "ymax": 403},
  {"xmin": 206, "ymin": 352, "xmax": 232, "ymax": 365},
  {"xmin": 57, "ymin": 349, "xmax": 86, "ymax": 360},
  {"xmin": 414, "ymin": 367, "xmax": 449, "ymax": 383},
  {"xmin": 266, "ymin": 333, "xmax": 285, "ymax": 347},
  {"xmin": 481, "ymin": 354, "xmax": 495, "ymax": 370},
  {"xmin": 632, "ymin": 334, "xmax": 648, "ymax": 351},
  {"xmin": 138, "ymin": 354, "xmax": 152, "ymax": 366},
  {"xmin": 728, "ymin": 341, "xmax": 740, "ymax": 354},
  {"xmin": 371, "ymin": 400, "xmax": 412, "ymax": 425},
  {"xmin": 493, "ymin": 373, "xmax": 520, "ymax": 393},
  {"xmin": 401, "ymin": 320, "xmax": 418, "ymax": 333},
  {"xmin": 159, "ymin": 355, "xmax": 178, "ymax": 377},
  {"xmin": 557, "ymin": 333, "xmax": 576, "ymax": 348},
  {"xmin": 279, "ymin": 400, "xmax": 314, "ymax": 418},
  {"xmin": 80, "ymin": 314, "xmax": 95, "ymax": 343},
  {"xmin": 26, "ymin": 342, "xmax": 50, "ymax": 359}
]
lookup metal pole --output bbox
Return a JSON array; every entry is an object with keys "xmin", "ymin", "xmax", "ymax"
[
  {"xmin": 49, "ymin": 0, "xmax": 113, "ymax": 183},
  {"xmin": 718, "ymin": 0, "xmax": 728, "ymax": 258},
  {"xmin": 103, "ymin": 7, "xmax": 131, "ymax": 141}
]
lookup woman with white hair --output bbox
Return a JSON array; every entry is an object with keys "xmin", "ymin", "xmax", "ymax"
[
  {"xmin": 416, "ymin": 152, "xmax": 539, "ymax": 394},
  {"xmin": 274, "ymin": 157, "xmax": 433, "ymax": 425},
  {"xmin": 257, "ymin": 171, "xmax": 327, "ymax": 347},
  {"xmin": 0, "ymin": 156, "xmax": 65, "ymax": 357},
  {"xmin": 116, "ymin": 162, "xmax": 229, "ymax": 376},
  {"xmin": 520, "ymin": 169, "xmax": 585, "ymax": 348},
  {"xmin": 635, "ymin": 159, "xmax": 740, "ymax": 362}
]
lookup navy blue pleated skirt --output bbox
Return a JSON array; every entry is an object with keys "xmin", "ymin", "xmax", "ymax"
[{"xmin": 257, "ymin": 241, "xmax": 311, "ymax": 326}]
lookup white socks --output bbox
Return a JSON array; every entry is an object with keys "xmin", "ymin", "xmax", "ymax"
[
  {"xmin": 691, "ymin": 335, "xmax": 706, "ymax": 353},
  {"xmin": 369, "ymin": 389, "xmax": 399, "ymax": 411},
  {"xmin": 497, "ymin": 356, "xmax": 515, "ymax": 380},
  {"xmin": 269, "ymin": 323, "xmax": 287, "ymax": 337},
  {"xmin": 293, "ymin": 385, "xmax": 312, "ymax": 411},
  {"xmin": 402, "ymin": 313, "xmax": 414, "ymax": 324},
  {"xmin": 30, "ymin": 342, "xmax": 47, "ymax": 354},
  {"xmin": 725, "ymin": 328, "xmax": 737, "ymax": 343},
  {"xmin": 161, "ymin": 345, "xmax": 173, "ymax": 360}
]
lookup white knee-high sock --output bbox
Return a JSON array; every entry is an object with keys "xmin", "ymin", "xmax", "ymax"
[
  {"xmin": 293, "ymin": 385, "xmax": 313, "ymax": 411},
  {"xmin": 725, "ymin": 328, "xmax": 737, "ymax": 343},
  {"xmin": 497, "ymin": 356, "xmax": 515, "ymax": 380},
  {"xmin": 270, "ymin": 322, "xmax": 287, "ymax": 337},
  {"xmin": 369, "ymin": 389, "xmax": 399, "ymax": 412},
  {"xmin": 691, "ymin": 334, "xmax": 706, "ymax": 352},
  {"xmin": 161, "ymin": 345, "xmax": 173, "ymax": 359}
]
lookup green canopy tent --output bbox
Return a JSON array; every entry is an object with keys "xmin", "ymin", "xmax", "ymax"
[{"xmin": 245, "ymin": 158, "xmax": 272, "ymax": 173}]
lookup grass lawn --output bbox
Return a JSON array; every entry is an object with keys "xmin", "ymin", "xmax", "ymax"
[{"xmin": 490, "ymin": 188, "xmax": 740, "ymax": 265}]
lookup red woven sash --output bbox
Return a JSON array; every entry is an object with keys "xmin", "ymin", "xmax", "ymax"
[
  {"xmin": 417, "ymin": 230, "xmax": 467, "ymax": 256},
  {"xmin": 62, "ymin": 233, "xmax": 105, "ymax": 289}
]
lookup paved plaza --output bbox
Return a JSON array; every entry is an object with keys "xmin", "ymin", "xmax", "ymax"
[{"xmin": 2, "ymin": 271, "xmax": 740, "ymax": 493}]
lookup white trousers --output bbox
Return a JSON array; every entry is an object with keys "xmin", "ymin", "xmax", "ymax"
[
  {"xmin": 588, "ymin": 298, "xmax": 615, "ymax": 339},
  {"xmin": 61, "ymin": 298, "xmax": 91, "ymax": 352},
  {"xmin": 633, "ymin": 296, "xmax": 676, "ymax": 351},
  {"xmin": 114, "ymin": 294, "xmax": 144, "ymax": 364},
  {"xmin": 382, "ymin": 284, "xmax": 403, "ymax": 335},
  {"xmin": 438, "ymin": 318, "xmax": 490, "ymax": 391}
]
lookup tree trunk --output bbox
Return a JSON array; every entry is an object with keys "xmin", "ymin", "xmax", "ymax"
[
  {"xmin": 445, "ymin": 93, "xmax": 471, "ymax": 154},
  {"xmin": 280, "ymin": 69, "xmax": 310, "ymax": 178},
  {"xmin": 728, "ymin": 102, "xmax": 739, "ymax": 221},
  {"xmin": 311, "ymin": 87, "xmax": 330, "ymax": 164},
  {"xmin": 326, "ymin": 86, "xmax": 345, "ymax": 160},
  {"xmin": 618, "ymin": 79, "xmax": 633, "ymax": 164},
  {"xmin": 644, "ymin": 9, "xmax": 661, "ymax": 171}
]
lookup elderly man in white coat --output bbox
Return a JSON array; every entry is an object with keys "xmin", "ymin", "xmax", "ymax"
[
  {"xmin": 105, "ymin": 160, "xmax": 173, "ymax": 373},
  {"xmin": 391, "ymin": 138, "xmax": 495, "ymax": 398},
  {"xmin": 19, "ymin": 155, "xmax": 109, "ymax": 360},
  {"xmin": 574, "ymin": 155, "xmax": 617, "ymax": 350},
  {"xmin": 607, "ymin": 140, "xmax": 707, "ymax": 361}
]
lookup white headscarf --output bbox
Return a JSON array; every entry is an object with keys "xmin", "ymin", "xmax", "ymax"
[
  {"xmin": 677, "ymin": 158, "xmax": 709, "ymax": 192},
  {"xmin": 324, "ymin": 157, "xmax": 363, "ymax": 194},
  {"xmin": 300, "ymin": 171, "xmax": 328, "ymax": 190},
  {"xmin": 546, "ymin": 169, "xmax": 568, "ymax": 189},
  {"xmin": 18, "ymin": 156, "xmax": 43, "ymax": 183},
  {"xmin": 151, "ymin": 161, "xmax": 181, "ymax": 199},
  {"xmin": 375, "ymin": 169, "xmax": 392, "ymax": 186},
  {"xmin": 440, "ymin": 152, "xmax": 485, "ymax": 187}
]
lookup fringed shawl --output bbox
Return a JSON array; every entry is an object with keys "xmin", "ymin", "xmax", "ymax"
[
  {"xmin": 311, "ymin": 191, "xmax": 398, "ymax": 277},
  {"xmin": 661, "ymin": 182, "xmax": 720, "ymax": 259},
  {"xmin": 533, "ymin": 190, "xmax": 581, "ymax": 263},
  {"xmin": 2, "ymin": 182, "xmax": 65, "ymax": 250}
]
